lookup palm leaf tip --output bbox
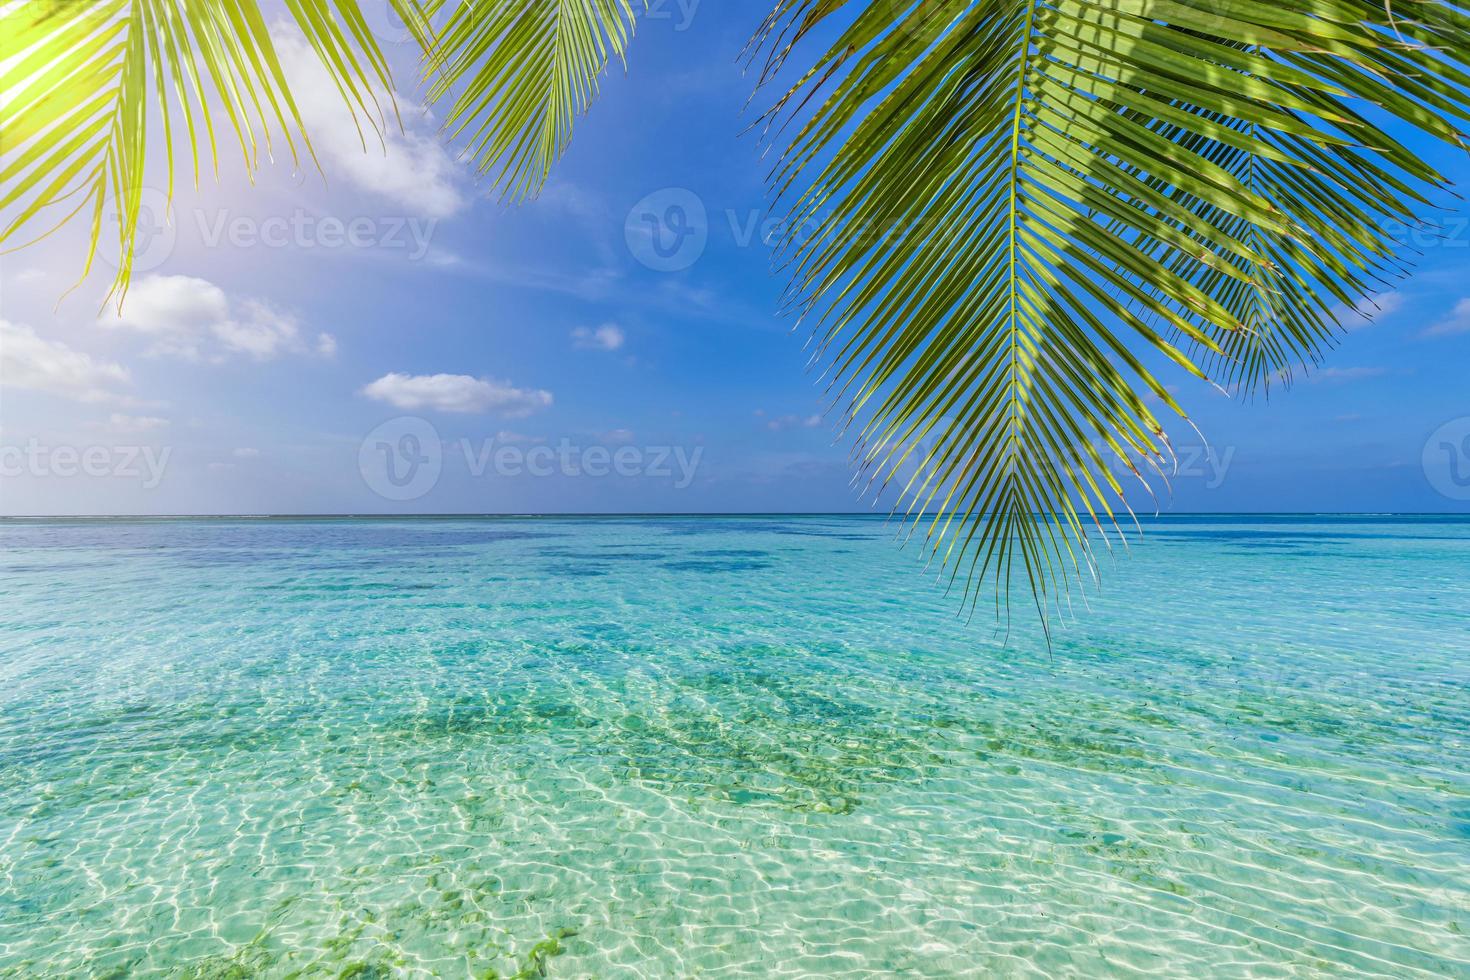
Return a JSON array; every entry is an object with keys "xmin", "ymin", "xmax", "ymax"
[
  {"xmin": 407, "ymin": 0, "xmax": 643, "ymax": 202},
  {"xmin": 753, "ymin": 0, "xmax": 1470, "ymax": 628}
]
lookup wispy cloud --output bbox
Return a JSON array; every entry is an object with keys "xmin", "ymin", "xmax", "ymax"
[
  {"xmin": 0, "ymin": 320, "xmax": 132, "ymax": 404},
  {"xmin": 1423, "ymin": 297, "xmax": 1470, "ymax": 339},
  {"xmin": 361, "ymin": 373, "xmax": 553, "ymax": 416},
  {"xmin": 211, "ymin": 301, "xmax": 308, "ymax": 359},
  {"xmin": 1308, "ymin": 366, "xmax": 1389, "ymax": 385},
  {"xmin": 572, "ymin": 323, "xmax": 625, "ymax": 351},
  {"xmin": 765, "ymin": 412, "xmax": 824, "ymax": 432},
  {"xmin": 494, "ymin": 430, "xmax": 544, "ymax": 445},
  {"xmin": 1338, "ymin": 292, "xmax": 1404, "ymax": 330},
  {"xmin": 104, "ymin": 413, "xmax": 170, "ymax": 433}
]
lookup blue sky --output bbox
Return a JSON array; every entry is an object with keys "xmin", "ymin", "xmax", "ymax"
[{"xmin": 2, "ymin": 2, "xmax": 1469, "ymax": 516}]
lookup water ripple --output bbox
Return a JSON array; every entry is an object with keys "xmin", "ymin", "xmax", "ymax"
[{"xmin": 0, "ymin": 516, "xmax": 1466, "ymax": 976}]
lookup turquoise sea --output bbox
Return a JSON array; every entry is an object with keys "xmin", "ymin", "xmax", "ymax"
[{"xmin": 0, "ymin": 515, "xmax": 1466, "ymax": 977}]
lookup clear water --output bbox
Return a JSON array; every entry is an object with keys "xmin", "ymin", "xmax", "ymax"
[{"xmin": 0, "ymin": 515, "xmax": 1466, "ymax": 978}]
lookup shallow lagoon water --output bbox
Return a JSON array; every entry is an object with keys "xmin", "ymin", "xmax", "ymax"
[{"xmin": 0, "ymin": 515, "xmax": 1467, "ymax": 977}]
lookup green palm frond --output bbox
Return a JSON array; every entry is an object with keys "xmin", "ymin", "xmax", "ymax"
[
  {"xmin": 406, "ymin": 0, "xmax": 643, "ymax": 201},
  {"xmin": 0, "ymin": 0, "xmax": 397, "ymax": 305},
  {"xmin": 752, "ymin": 0, "xmax": 1469, "ymax": 626},
  {"xmin": 0, "ymin": 0, "xmax": 646, "ymax": 300}
]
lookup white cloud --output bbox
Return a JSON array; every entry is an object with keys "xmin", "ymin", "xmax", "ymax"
[
  {"xmin": 1340, "ymin": 292, "xmax": 1404, "ymax": 330},
  {"xmin": 0, "ymin": 320, "xmax": 131, "ymax": 403},
  {"xmin": 361, "ymin": 373, "xmax": 553, "ymax": 416},
  {"xmin": 211, "ymin": 300, "xmax": 302, "ymax": 358},
  {"xmin": 103, "ymin": 275, "xmax": 228, "ymax": 358},
  {"xmin": 273, "ymin": 30, "xmax": 467, "ymax": 219},
  {"xmin": 1309, "ymin": 366, "xmax": 1388, "ymax": 384},
  {"xmin": 425, "ymin": 250, "xmax": 465, "ymax": 269},
  {"xmin": 100, "ymin": 275, "xmax": 328, "ymax": 362},
  {"xmin": 1423, "ymin": 297, "xmax": 1470, "ymax": 338},
  {"xmin": 539, "ymin": 183, "xmax": 609, "ymax": 222},
  {"xmin": 106, "ymin": 413, "xmax": 170, "ymax": 433},
  {"xmin": 766, "ymin": 413, "xmax": 824, "ymax": 431},
  {"xmin": 601, "ymin": 428, "xmax": 635, "ymax": 444},
  {"xmin": 233, "ymin": 447, "xmax": 261, "ymax": 459},
  {"xmin": 657, "ymin": 280, "xmax": 717, "ymax": 310},
  {"xmin": 572, "ymin": 323, "xmax": 625, "ymax": 351}
]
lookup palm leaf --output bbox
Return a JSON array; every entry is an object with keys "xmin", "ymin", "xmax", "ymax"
[
  {"xmin": 0, "ymin": 0, "xmax": 647, "ymax": 300},
  {"xmin": 0, "ymin": 0, "xmax": 396, "ymax": 305},
  {"xmin": 751, "ymin": 0, "xmax": 1469, "ymax": 627},
  {"xmin": 405, "ymin": 0, "xmax": 644, "ymax": 201}
]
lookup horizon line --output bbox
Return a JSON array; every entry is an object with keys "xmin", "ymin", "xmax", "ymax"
[{"xmin": 1, "ymin": 511, "xmax": 1467, "ymax": 520}]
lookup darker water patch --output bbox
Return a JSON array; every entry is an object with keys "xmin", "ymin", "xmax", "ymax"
[
  {"xmin": 541, "ymin": 549, "xmax": 667, "ymax": 562},
  {"xmin": 635, "ymin": 518, "xmax": 875, "ymax": 540},
  {"xmin": 770, "ymin": 529, "xmax": 874, "ymax": 541},
  {"xmin": 547, "ymin": 565, "xmax": 610, "ymax": 578},
  {"xmin": 1157, "ymin": 528, "xmax": 1469, "ymax": 546},
  {"xmin": 660, "ymin": 558, "xmax": 772, "ymax": 573},
  {"xmin": 0, "ymin": 560, "xmax": 122, "ymax": 574},
  {"xmin": 260, "ymin": 581, "xmax": 439, "ymax": 594}
]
